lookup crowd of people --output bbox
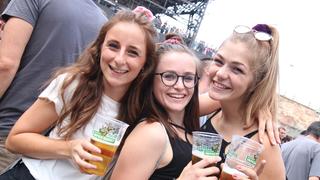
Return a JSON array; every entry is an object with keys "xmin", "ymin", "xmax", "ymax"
[{"xmin": 0, "ymin": 1, "xmax": 319, "ymax": 180}]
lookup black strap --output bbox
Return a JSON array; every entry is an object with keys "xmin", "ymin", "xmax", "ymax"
[
  {"xmin": 207, "ymin": 108, "xmax": 222, "ymax": 121},
  {"xmin": 169, "ymin": 122, "xmax": 191, "ymax": 144},
  {"xmin": 244, "ymin": 129, "xmax": 259, "ymax": 139},
  {"xmin": 169, "ymin": 122, "xmax": 186, "ymax": 131}
]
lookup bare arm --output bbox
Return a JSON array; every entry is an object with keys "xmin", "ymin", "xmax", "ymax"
[
  {"xmin": 257, "ymin": 133, "xmax": 285, "ymax": 180},
  {"xmin": 0, "ymin": 17, "xmax": 33, "ymax": 96},
  {"xmin": 111, "ymin": 121, "xmax": 167, "ymax": 179},
  {"xmin": 199, "ymin": 93, "xmax": 220, "ymax": 116},
  {"xmin": 199, "ymin": 93, "xmax": 280, "ymax": 144},
  {"xmin": 6, "ymin": 98, "xmax": 101, "ymax": 169},
  {"xmin": 309, "ymin": 177, "xmax": 320, "ymax": 180}
]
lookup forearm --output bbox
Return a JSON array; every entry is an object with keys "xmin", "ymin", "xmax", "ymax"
[
  {"xmin": 0, "ymin": 17, "xmax": 33, "ymax": 96},
  {"xmin": 6, "ymin": 133, "xmax": 71, "ymax": 160},
  {"xmin": 309, "ymin": 177, "xmax": 320, "ymax": 180},
  {"xmin": 0, "ymin": 60, "xmax": 18, "ymax": 96}
]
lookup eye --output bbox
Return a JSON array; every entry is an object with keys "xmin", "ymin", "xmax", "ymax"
[
  {"xmin": 213, "ymin": 58, "xmax": 223, "ymax": 66},
  {"xmin": 127, "ymin": 50, "xmax": 139, "ymax": 57},
  {"xmin": 184, "ymin": 75, "xmax": 195, "ymax": 82},
  {"xmin": 163, "ymin": 72, "xmax": 177, "ymax": 81},
  {"xmin": 107, "ymin": 42, "xmax": 119, "ymax": 50},
  {"xmin": 232, "ymin": 67, "xmax": 244, "ymax": 74}
]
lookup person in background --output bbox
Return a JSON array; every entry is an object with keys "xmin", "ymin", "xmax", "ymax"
[
  {"xmin": 278, "ymin": 126, "xmax": 287, "ymax": 143},
  {"xmin": 0, "ymin": 0, "xmax": 107, "ymax": 172},
  {"xmin": 198, "ymin": 57, "xmax": 213, "ymax": 95},
  {"xmin": 111, "ymin": 38, "xmax": 220, "ymax": 179},
  {"xmin": 198, "ymin": 57, "xmax": 213, "ymax": 126},
  {"xmin": 1, "ymin": 9, "xmax": 156, "ymax": 180},
  {"xmin": 282, "ymin": 121, "xmax": 320, "ymax": 180},
  {"xmin": 164, "ymin": 32, "xmax": 186, "ymax": 45},
  {"xmin": 201, "ymin": 24, "xmax": 285, "ymax": 179}
]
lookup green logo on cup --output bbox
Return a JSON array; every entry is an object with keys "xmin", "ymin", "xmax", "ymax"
[
  {"xmin": 92, "ymin": 122, "xmax": 120, "ymax": 144},
  {"xmin": 245, "ymin": 155, "xmax": 257, "ymax": 166}
]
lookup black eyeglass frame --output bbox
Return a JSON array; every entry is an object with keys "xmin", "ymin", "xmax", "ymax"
[{"xmin": 154, "ymin": 71, "xmax": 199, "ymax": 89}]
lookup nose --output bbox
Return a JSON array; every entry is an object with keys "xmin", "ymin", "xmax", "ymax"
[
  {"xmin": 215, "ymin": 65, "xmax": 228, "ymax": 80},
  {"xmin": 114, "ymin": 49, "xmax": 126, "ymax": 65},
  {"xmin": 173, "ymin": 76, "xmax": 185, "ymax": 89}
]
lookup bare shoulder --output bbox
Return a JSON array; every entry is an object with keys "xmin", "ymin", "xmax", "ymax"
[
  {"xmin": 258, "ymin": 132, "xmax": 285, "ymax": 180},
  {"xmin": 127, "ymin": 120, "xmax": 168, "ymax": 148}
]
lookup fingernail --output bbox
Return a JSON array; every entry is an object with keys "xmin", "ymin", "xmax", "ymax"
[
  {"xmin": 232, "ymin": 174, "xmax": 239, "ymax": 179},
  {"xmin": 236, "ymin": 165, "xmax": 242, "ymax": 170}
]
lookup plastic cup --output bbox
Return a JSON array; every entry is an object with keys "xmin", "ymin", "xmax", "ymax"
[
  {"xmin": 83, "ymin": 114, "xmax": 129, "ymax": 176},
  {"xmin": 192, "ymin": 131, "xmax": 222, "ymax": 165},
  {"xmin": 220, "ymin": 135, "xmax": 263, "ymax": 180}
]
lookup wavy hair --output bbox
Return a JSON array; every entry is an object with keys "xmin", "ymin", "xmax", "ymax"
[{"xmin": 49, "ymin": 10, "xmax": 157, "ymax": 140}]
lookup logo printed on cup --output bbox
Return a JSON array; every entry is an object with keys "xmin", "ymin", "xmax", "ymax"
[
  {"xmin": 82, "ymin": 114, "xmax": 129, "ymax": 176},
  {"xmin": 92, "ymin": 122, "xmax": 121, "ymax": 144}
]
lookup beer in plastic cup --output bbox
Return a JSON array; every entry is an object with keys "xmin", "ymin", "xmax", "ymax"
[
  {"xmin": 192, "ymin": 131, "xmax": 222, "ymax": 165},
  {"xmin": 220, "ymin": 135, "xmax": 263, "ymax": 180},
  {"xmin": 83, "ymin": 114, "xmax": 129, "ymax": 176}
]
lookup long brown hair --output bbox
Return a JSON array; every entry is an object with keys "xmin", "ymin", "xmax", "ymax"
[
  {"xmin": 140, "ymin": 43, "xmax": 200, "ymax": 138},
  {"xmin": 49, "ymin": 10, "xmax": 157, "ymax": 140}
]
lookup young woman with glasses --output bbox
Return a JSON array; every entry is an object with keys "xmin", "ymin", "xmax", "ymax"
[
  {"xmin": 110, "ymin": 40, "xmax": 221, "ymax": 179},
  {"xmin": 201, "ymin": 24, "xmax": 285, "ymax": 179}
]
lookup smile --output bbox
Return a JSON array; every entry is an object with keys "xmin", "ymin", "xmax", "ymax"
[
  {"xmin": 212, "ymin": 81, "xmax": 230, "ymax": 90},
  {"xmin": 167, "ymin": 93, "xmax": 186, "ymax": 99},
  {"xmin": 109, "ymin": 65, "xmax": 128, "ymax": 74}
]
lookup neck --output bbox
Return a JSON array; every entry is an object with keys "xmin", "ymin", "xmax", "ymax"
[
  {"xmin": 168, "ymin": 112, "xmax": 184, "ymax": 127},
  {"xmin": 306, "ymin": 134, "xmax": 320, "ymax": 143},
  {"xmin": 220, "ymin": 100, "xmax": 243, "ymax": 124},
  {"xmin": 103, "ymin": 82, "xmax": 128, "ymax": 102}
]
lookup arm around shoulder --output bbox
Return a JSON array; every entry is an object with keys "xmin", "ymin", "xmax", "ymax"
[
  {"xmin": 111, "ymin": 121, "xmax": 168, "ymax": 179},
  {"xmin": 199, "ymin": 93, "xmax": 220, "ymax": 116}
]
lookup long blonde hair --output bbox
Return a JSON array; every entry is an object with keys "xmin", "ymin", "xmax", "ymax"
[{"xmin": 224, "ymin": 24, "xmax": 279, "ymax": 127}]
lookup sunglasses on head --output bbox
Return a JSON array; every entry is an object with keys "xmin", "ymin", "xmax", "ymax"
[{"xmin": 234, "ymin": 25, "xmax": 272, "ymax": 41}]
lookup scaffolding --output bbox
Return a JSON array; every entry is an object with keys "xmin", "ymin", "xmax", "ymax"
[{"xmin": 97, "ymin": 0, "xmax": 210, "ymax": 46}]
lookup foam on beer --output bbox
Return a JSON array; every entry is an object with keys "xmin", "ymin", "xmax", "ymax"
[{"xmin": 223, "ymin": 164, "xmax": 247, "ymax": 177}]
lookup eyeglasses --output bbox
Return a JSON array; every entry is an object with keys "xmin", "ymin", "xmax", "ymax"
[
  {"xmin": 234, "ymin": 25, "xmax": 272, "ymax": 41},
  {"xmin": 155, "ymin": 71, "xmax": 199, "ymax": 89}
]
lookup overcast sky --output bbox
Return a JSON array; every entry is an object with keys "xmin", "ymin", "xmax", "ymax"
[{"xmin": 196, "ymin": 0, "xmax": 320, "ymax": 111}]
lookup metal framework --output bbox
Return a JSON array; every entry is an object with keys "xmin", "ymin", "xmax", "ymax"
[{"xmin": 97, "ymin": 0, "xmax": 210, "ymax": 45}]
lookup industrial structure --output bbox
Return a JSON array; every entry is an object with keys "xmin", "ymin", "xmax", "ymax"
[{"xmin": 95, "ymin": 0, "xmax": 210, "ymax": 46}]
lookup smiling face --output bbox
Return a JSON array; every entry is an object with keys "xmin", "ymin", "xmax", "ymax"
[
  {"xmin": 208, "ymin": 40, "xmax": 254, "ymax": 103},
  {"xmin": 100, "ymin": 22, "xmax": 147, "ymax": 99},
  {"xmin": 153, "ymin": 51, "xmax": 197, "ymax": 116}
]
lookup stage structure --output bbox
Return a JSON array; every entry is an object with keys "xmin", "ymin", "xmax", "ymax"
[{"xmin": 96, "ymin": 0, "xmax": 211, "ymax": 46}]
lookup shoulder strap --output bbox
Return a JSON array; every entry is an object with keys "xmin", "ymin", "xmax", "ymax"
[
  {"xmin": 207, "ymin": 108, "xmax": 222, "ymax": 121},
  {"xmin": 244, "ymin": 130, "xmax": 259, "ymax": 139}
]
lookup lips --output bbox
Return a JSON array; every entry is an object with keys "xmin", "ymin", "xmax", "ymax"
[
  {"xmin": 109, "ymin": 65, "xmax": 128, "ymax": 74},
  {"xmin": 167, "ymin": 93, "xmax": 186, "ymax": 99},
  {"xmin": 212, "ymin": 81, "xmax": 231, "ymax": 90}
]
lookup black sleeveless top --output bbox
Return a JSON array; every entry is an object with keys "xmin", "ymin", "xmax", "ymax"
[
  {"xmin": 149, "ymin": 124, "xmax": 192, "ymax": 180},
  {"xmin": 201, "ymin": 110, "xmax": 258, "ymax": 174}
]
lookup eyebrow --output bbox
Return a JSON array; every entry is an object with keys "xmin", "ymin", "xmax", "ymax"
[
  {"xmin": 215, "ymin": 53, "xmax": 248, "ymax": 70},
  {"xmin": 106, "ymin": 39, "xmax": 143, "ymax": 55}
]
